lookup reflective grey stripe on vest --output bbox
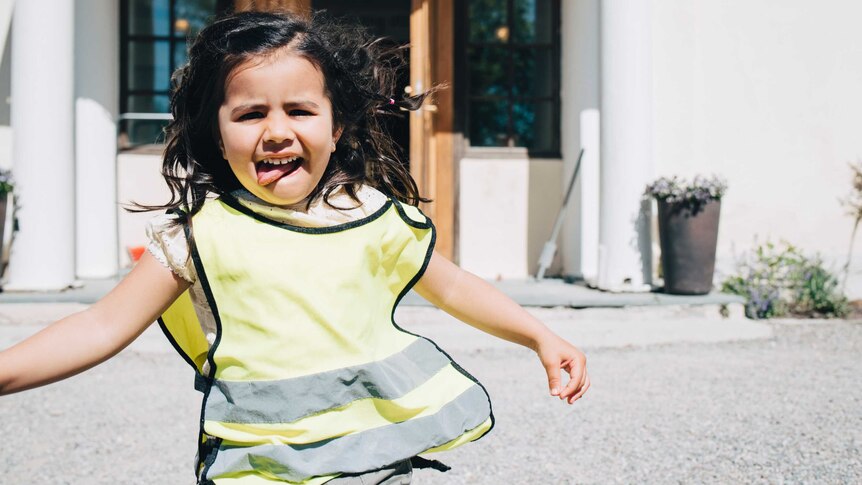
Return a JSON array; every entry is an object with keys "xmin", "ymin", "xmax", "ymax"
[
  {"xmin": 205, "ymin": 384, "xmax": 490, "ymax": 482},
  {"xmin": 205, "ymin": 338, "xmax": 451, "ymax": 424}
]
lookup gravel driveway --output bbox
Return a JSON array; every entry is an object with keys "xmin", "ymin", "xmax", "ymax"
[{"xmin": 0, "ymin": 304, "xmax": 859, "ymax": 484}]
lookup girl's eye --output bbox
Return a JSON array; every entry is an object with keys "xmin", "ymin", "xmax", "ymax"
[
  {"xmin": 290, "ymin": 110, "xmax": 313, "ymax": 117},
  {"xmin": 238, "ymin": 112, "xmax": 264, "ymax": 121}
]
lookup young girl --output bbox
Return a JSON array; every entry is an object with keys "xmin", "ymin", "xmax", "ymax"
[{"xmin": 0, "ymin": 10, "xmax": 589, "ymax": 485}]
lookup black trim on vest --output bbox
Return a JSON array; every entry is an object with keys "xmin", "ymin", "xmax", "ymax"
[
  {"xmin": 185, "ymin": 221, "xmax": 227, "ymax": 484},
  {"xmin": 391, "ymin": 199, "xmax": 433, "ymax": 230},
  {"xmin": 387, "ymin": 203, "xmax": 497, "ymax": 439},
  {"xmin": 157, "ymin": 316, "xmax": 199, "ymax": 373},
  {"xmin": 218, "ymin": 193, "xmax": 395, "ymax": 234},
  {"xmin": 199, "ymin": 436, "xmax": 223, "ymax": 485},
  {"xmin": 172, "ymin": 198, "xmax": 492, "ymax": 482},
  {"xmin": 159, "ymin": 208, "xmax": 212, "ymax": 483}
]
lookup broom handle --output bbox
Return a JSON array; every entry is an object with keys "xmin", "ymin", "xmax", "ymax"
[
  {"xmin": 536, "ymin": 149, "xmax": 584, "ymax": 279},
  {"xmin": 549, "ymin": 148, "xmax": 585, "ymax": 243}
]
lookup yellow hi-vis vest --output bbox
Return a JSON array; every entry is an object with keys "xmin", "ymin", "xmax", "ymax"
[{"xmin": 159, "ymin": 196, "xmax": 494, "ymax": 485}]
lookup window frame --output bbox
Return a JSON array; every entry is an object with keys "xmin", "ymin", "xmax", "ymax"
[
  {"xmin": 456, "ymin": 0, "xmax": 562, "ymax": 158},
  {"xmin": 119, "ymin": 0, "xmax": 187, "ymax": 146},
  {"xmin": 118, "ymin": 0, "xmax": 232, "ymax": 147}
]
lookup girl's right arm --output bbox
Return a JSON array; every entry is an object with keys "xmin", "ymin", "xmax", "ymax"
[{"xmin": 0, "ymin": 251, "xmax": 190, "ymax": 395}]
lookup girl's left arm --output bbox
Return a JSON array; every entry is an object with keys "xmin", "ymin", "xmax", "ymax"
[{"xmin": 414, "ymin": 251, "xmax": 590, "ymax": 404}]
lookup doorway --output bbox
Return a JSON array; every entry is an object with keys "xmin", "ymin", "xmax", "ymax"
[
  {"xmin": 307, "ymin": 0, "xmax": 456, "ymax": 260},
  {"xmin": 311, "ymin": 0, "xmax": 412, "ymax": 167}
]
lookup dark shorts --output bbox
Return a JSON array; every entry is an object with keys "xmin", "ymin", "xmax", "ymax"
[{"xmin": 324, "ymin": 459, "xmax": 412, "ymax": 485}]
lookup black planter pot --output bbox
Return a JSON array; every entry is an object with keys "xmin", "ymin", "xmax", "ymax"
[{"xmin": 657, "ymin": 198, "xmax": 721, "ymax": 295}]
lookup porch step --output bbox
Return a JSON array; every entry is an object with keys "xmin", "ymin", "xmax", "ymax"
[
  {"xmin": 400, "ymin": 277, "xmax": 746, "ymax": 316},
  {"xmin": 0, "ymin": 277, "xmax": 747, "ymax": 319}
]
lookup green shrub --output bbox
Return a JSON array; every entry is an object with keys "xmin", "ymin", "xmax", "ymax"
[
  {"xmin": 0, "ymin": 168, "xmax": 12, "ymax": 196},
  {"xmin": 721, "ymin": 241, "xmax": 849, "ymax": 319}
]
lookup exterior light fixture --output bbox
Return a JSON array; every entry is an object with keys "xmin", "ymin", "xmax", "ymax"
[
  {"xmin": 174, "ymin": 18, "xmax": 190, "ymax": 34},
  {"xmin": 495, "ymin": 26, "xmax": 509, "ymax": 42}
]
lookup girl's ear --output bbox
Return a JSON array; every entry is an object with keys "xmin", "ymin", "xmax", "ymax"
[
  {"xmin": 332, "ymin": 127, "xmax": 343, "ymax": 153},
  {"xmin": 218, "ymin": 139, "xmax": 226, "ymax": 158}
]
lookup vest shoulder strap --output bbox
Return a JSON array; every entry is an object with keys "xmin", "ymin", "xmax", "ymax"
[{"xmin": 391, "ymin": 199, "xmax": 431, "ymax": 229}]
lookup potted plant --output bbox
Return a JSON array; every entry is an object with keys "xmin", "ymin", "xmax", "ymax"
[{"xmin": 644, "ymin": 175, "xmax": 727, "ymax": 295}]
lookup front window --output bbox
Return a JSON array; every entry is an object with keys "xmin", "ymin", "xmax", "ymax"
[
  {"xmin": 119, "ymin": 0, "xmax": 228, "ymax": 147},
  {"xmin": 462, "ymin": 0, "xmax": 561, "ymax": 156}
]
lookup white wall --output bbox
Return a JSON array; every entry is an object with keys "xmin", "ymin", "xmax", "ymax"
[
  {"xmin": 459, "ymin": 155, "xmax": 562, "ymax": 279},
  {"xmin": 117, "ymin": 153, "xmax": 171, "ymax": 268},
  {"xmin": 651, "ymin": 0, "xmax": 862, "ymax": 297}
]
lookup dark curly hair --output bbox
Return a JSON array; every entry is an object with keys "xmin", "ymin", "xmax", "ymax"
[{"xmin": 136, "ymin": 10, "xmax": 431, "ymax": 219}]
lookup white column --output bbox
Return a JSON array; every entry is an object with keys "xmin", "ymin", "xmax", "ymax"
[
  {"xmin": 597, "ymin": 0, "xmax": 654, "ymax": 291},
  {"xmin": 75, "ymin": 0, "xmax": 119, "ymax": 278},
  {"xmin": 560, "ymin": 0, "xmax": 601, "ymax": 281},
  {"xmin": 7, "ymin": 1, "xmax": 75, "ymax": 289}
]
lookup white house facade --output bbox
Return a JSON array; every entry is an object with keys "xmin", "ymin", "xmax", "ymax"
[{"xmin": 0, "ymin": 0, "xmax": 859, "ymax": 299}]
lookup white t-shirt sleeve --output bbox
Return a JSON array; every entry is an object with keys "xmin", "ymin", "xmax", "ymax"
[{"xmin": 145, "ymin": 213, "xmax": 197, "ymax": 284}]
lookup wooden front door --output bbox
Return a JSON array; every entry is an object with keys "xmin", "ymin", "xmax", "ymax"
[{"xmin": 411, "ymin": 0, "xmax": 455, "ymax": 260}]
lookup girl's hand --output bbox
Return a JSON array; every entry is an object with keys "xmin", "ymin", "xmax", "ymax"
[
  {"xmin": 416, "ymin": 251, "xmax": 591, "ymax": 404},
  {"xmin": 535, "ymin": 334, "xmax": 590, "ymax": 404}
]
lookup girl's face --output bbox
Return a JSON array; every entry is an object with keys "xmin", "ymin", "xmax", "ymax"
[{"xmin": 217, "ymin": 49, "xmax": 341, "ymax": 206}]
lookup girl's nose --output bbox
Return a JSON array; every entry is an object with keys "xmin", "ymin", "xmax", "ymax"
[{"xmin": 263, "ymin": 115, "xmax": 295, "ymax": 144}]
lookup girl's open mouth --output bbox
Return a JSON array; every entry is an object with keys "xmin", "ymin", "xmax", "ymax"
[{"xmin": 256, "ymin": 157, "xmax": 303, "ymax": 186}]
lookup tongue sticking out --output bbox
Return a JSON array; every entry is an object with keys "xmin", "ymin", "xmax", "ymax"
[{"xmin": 257, "ymin": 159, "xmax": 301, "ymax": 186}]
